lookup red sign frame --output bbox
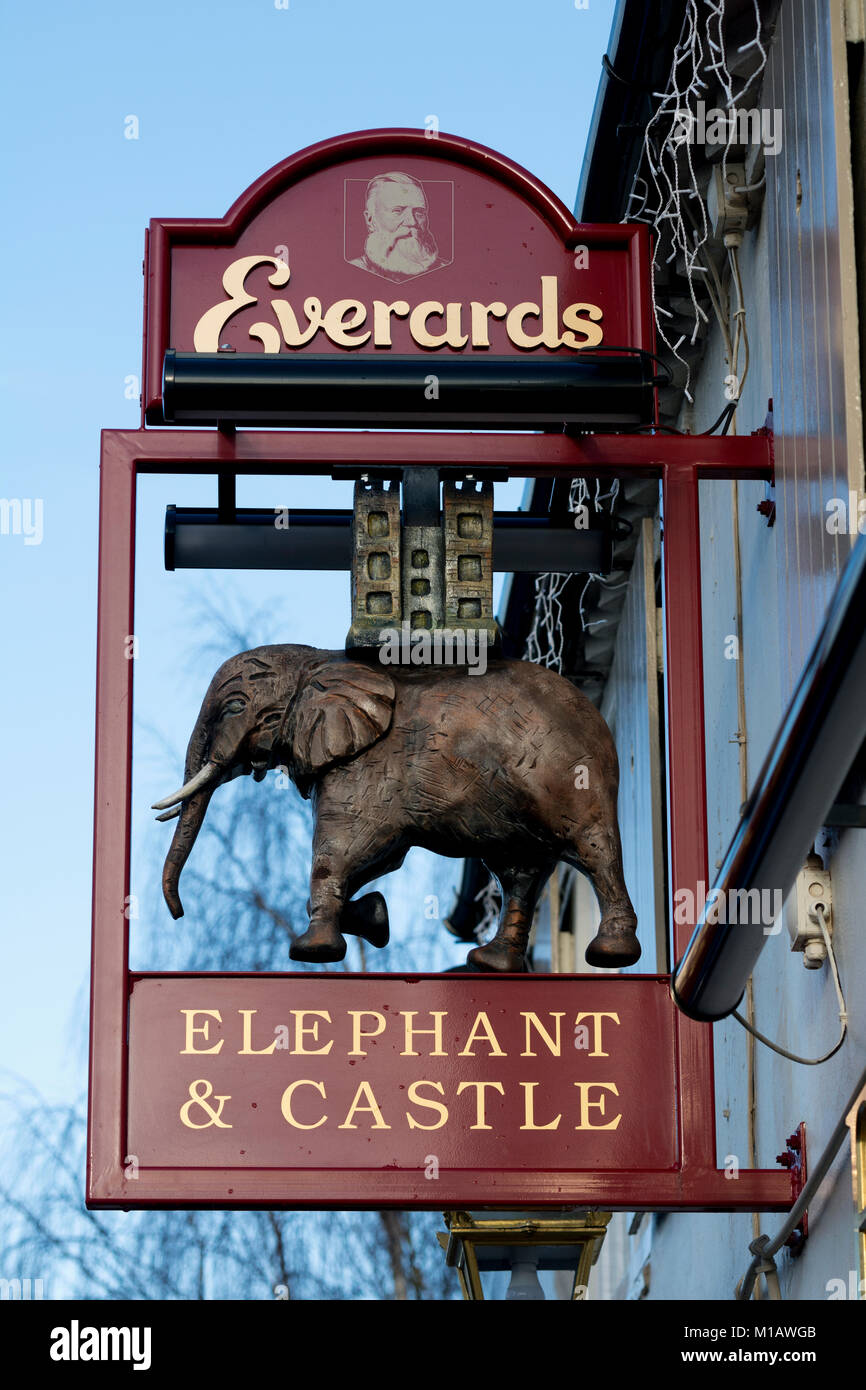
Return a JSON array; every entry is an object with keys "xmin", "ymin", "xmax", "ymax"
[{"xmin": 87, "ymin": 425, "xmax": 790, "ymax": 1211}]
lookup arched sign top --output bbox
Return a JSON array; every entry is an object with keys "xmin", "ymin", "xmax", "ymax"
[
  {"xmin": 206, "ymin": 130, "xmax": 583, "ymax": 244},
  {"xmin": 143, "ymin": 128, "xmax": 652, "ymax": 423}
]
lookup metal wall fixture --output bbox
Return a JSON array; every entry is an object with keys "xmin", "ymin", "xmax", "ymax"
[
  {"xmin": 784, "ymin": 854, "xmax": 833, "ymax": 969},
  {"xmin": 438, "ymin": 1210, "xmax": 611, "ymax": 1301}
]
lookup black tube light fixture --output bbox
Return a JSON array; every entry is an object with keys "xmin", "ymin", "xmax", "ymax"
[
  {"xmin": 164, "ymin": 506, "xmax": 613, "ymax": 575},
  {"xmin": 161, "ymin": 351, "xmax": 657, "ymax": 428}
]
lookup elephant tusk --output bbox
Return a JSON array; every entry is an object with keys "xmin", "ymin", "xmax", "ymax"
[
  {"xmin": 155, "ymin": 806, "xmax": 181, "ymax": 822},
  {"xmin": 152, "ymin": 761, "xmax": 220, "ymax": 811}
]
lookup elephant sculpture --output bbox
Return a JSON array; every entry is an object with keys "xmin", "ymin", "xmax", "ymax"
[{"xmin": 153, "ymin": 644, "xmax": 639, "ymax": 972}]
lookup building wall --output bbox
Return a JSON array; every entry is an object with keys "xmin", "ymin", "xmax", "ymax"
[
  {"xmin": 592, "ymin": 0, "xmax": 865, "ymax": 1301},
  {"xmin": 766, "ymin": 0, "xmax": 864, "ymax": 701}
]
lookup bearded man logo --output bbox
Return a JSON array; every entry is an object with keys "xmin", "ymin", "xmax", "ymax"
[{"xmin": 347, "ymin": 171, "xmax": 451, "ymax": 281}]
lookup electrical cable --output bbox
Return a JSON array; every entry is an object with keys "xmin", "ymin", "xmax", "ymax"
[
  {"xmin": 677, "ymin": 198, "xmax": 753, "ymax": 427},
  {"xmin": 732, "ymin": 908, "xmax": 848, "ymax": 1065},
  {"xmin": 702, "ymin": 400, "xmax": 738, "ymax": 436},
  {"xmin": 728, "ymin": 244, "xmax": 751, "ymax": 403},
  {"xmin": 602, "ymin": 52, "xmax": 656, "ymax": 93},
  {"xmin": 581, "ymin": 344, "xmax": 674, "ymax": 389}
]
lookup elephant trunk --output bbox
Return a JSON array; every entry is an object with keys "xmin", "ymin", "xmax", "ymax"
[
  {"xmin": 162, "ymin": 783, "xmax": 217, "ymax": 919},
  {"xmin": 159, "ymin": 717, "xmax": 216, "ymax": 920}
]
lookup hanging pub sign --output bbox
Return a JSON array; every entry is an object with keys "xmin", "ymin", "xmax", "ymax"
[
  {"xmin": 142, "ymin": 128, "xmax": 656, "ymax": 427},
  {"xmin": 127, "ymin": 977, "xmax": 677, "ymax": 1205},
  {"xmin": 88, "ymin": 129, "xmax": 794, "ymax": 1214}
]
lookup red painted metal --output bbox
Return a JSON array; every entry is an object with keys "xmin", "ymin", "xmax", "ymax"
[
  {"xmin": 86, "ymin": 425, "xmax": 793, "ymax": 1211},
  {"xmin": 660, "ymin": 464, "xmax": 718, "ymax": 1180},
  {"xmin": 142, "ymin": 128, "xmax": 653, "ymax": 424},
  {"xmin": 122, "ymin": 974, "xmax": 676, "ymax": 1202},
  {"xmin": 778, "ymin": 1123, "xmax": 808, "ymax": 1254},
  {"xmin": 90, "ymin": 976, "xmax": 791, "ymax": 1212},
  {"xmin": 103, "ymin": 425, "xmax": 773, "ymax": 478},
  {"xmin": 88, "ymin": 435, "xmax": 135, "ymax": 1205}
]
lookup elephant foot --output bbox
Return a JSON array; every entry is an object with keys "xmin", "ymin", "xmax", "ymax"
[
  {"xmin": 341, "ymin": 892, "xmax": 390, "ymax": 950},
  {"xmin": 290, "ymin": 923, "xmax": 347, "ymax": 964},
  {"xmin": 467, "ymin": 940, "xmax": 528, "ymax": 973},
  {"xmin": 585, "ymin": 916, "xmax": 640, "ymax": 969}
]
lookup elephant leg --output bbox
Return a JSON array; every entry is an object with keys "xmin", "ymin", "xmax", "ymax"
[
  {"xmin": 565, "ymin": 821, "xmax": 640, "ymax": 968},
  {"xmin": 290, "ymin": 815, "xmax": 405, "ymax": 964},
  {"xmin": 467, "ymin": 864, "xmax": 551, "ymax": 973},
  {"xmin": 341, "ymin": 891, "xmax": 390, "ymax": 950}
]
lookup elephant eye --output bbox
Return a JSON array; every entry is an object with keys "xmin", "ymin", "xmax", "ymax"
[{"xmin": 222, "ymin": 698, "xmax": 246, "ymax": 716}]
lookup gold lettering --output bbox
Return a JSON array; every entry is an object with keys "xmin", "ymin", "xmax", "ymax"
[
  {"xmin": 443, "ymin": 303, "xmax": 469, "ymax": 347},
  {"xmin": 458, "ymin": 1011, "xmax": 506, "ymax": 1057},
  {"xmin": 521, "ymin": 1011, "xmax": 565, "ymax": 1057},
  {"xmin": 195, "ymin": 262, "xmax": 607, "ymax": 358},
  {"xmin": 469, "ymin": 300, "xmax": 507, "ymax": 347},
  {"xmin": 248, "ymin": 318, "xmax": 281, "ymax": 353},
  {"xmin": 180, "ymin": 1009, "xmax": 223, "ymax": 1055},
  {"xmin": 348, "ymin": 1010, "xmax": 387, "ymax": 1056},
  {"xmin": 179, "ymin": 1078, "xmax": 232, "ymax": 1128},
  {"xmin": 409, "ymin": 300, "xmax": 446, "ymax": 347},
  {"xmin": 401, "ymin": 1011, "xmax": 448, "ymax": 1057},
  {"xmin": 573, "ymin": 1011, "xmax": 620, "ymax": 1057},
  {"xmin": 409, "ymin": 300, "xmax": 468, "ymax": 349},
  {"xmin": 456, "ymin": 1080, "xmax": 505, "ymax": 1129},
  {"xmin": 338, "ymin": 1080, "xmax": 391, "ymax": 1129},
  {"xmin": 281, "ymin": 1079, "xmax": 328, "ymax": 1129},
  {"xmin": 539, "ymin": 275, "xmax": 565, "ymax": 347},
  {"xmin": 290, "ymin": 1010, "xmax": 333, "ymax": 1055},
  {"xmin": 573, "ymin": 1081, "xmax": 622, "ymax": 1130},
  {"xmin": 238, "ymin": 1008, "xmax": 279, "ymax": 1055},
  {"xmin": 520, "ymin": 1081, "xmax": 562, "ymax": 1130},
  {"xmin": 193, "ymin": 255, "xmax": 290, "ymax": 352},
  {"xmin": 322, "ymin": 298, "xmax": 371, "ymax": 348},
  {"xmin": 504, "ymin": 277, "xmax": 563, "ymax": 349},
  {"xmin": 372, "ymin": 299, "xmax": 410, "ymax": 346},
  {"xmin": 406, "ymin": 1080, "xmax": 449, "ymax": 1130},
  {"xmin": 505, "ymin": 299, "xmax": 544, "ymax": 349},
  {"xmin": 561, "ymin": 301, "xmax": 604, "ymax": 349},
  {"xmin": 271, "ymin": 295, "xmax": 323, "ymax": 348}
]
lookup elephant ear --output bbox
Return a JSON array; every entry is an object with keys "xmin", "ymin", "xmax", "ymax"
[{"xmin": 289, "ymin": 660, "xmax": 396, "ymax": 785}]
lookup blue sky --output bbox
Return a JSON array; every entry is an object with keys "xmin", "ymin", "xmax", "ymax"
[{"xmin": 0, "ymin": 0, "xmax": 616, "ymax": 1099}]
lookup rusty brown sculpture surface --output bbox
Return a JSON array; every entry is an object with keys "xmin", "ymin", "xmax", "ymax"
[{"xmin": 154, "ymin": 645, "xmax": 639, "ymax": 971}]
